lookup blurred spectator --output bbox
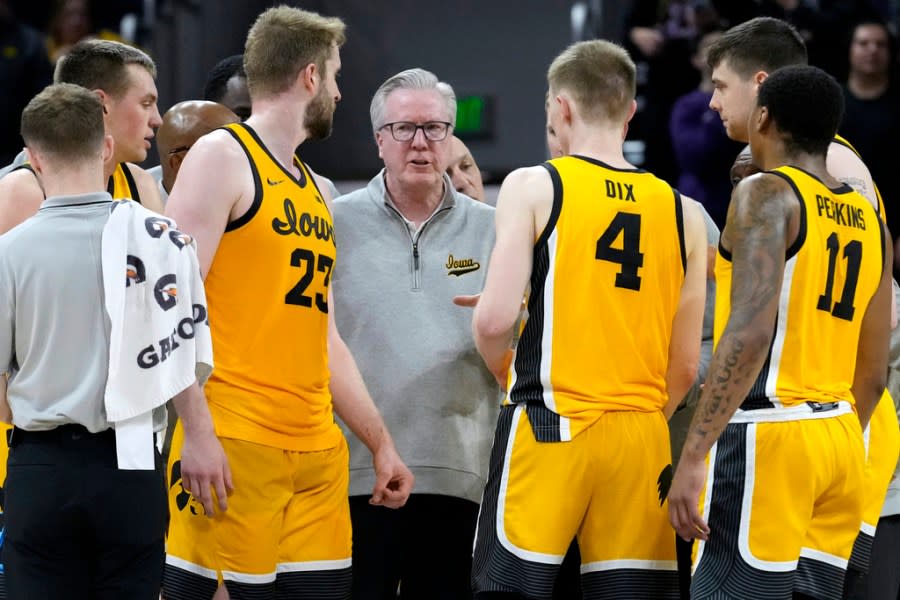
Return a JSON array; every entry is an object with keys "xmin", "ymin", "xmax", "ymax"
[
  {"xmin": 625, "ymin": 0, "xmax": 721, "ymax": 184},
  {"xmin": 710, "ymin": 0, "xmax": 882, "ymax": 77},
  {"xmin": 0, "ymin": 0, "xmax": 52, "ymax": 165},
  {"xmin": 669, "ymin": 29, "xmax": 743, "ymax": 229},
  {"xmin": 840, "ymin": 19, "xmax": 900, "ymax": 240},
  {"xmin": 45, "ymin": 0, "xmax": 123, "ymax": 64},
  {"xmin": 774, "ymin": 0, "xmax": 882, "ymax": 77}
]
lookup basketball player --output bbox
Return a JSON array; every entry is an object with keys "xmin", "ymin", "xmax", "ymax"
[
  {"xmin": 669, "ymin": 65, "xmax": 892, "ymax": 600},
  {"xmin": 467, "ymin": 39, "xmax": 707, "ymax": 599},
  {"xmin": 703, "ymin": 17, "xmax": 900, "ymax": 586},
  {"xmin": 0, "ymin": 39, "xmax": 164, "ymax": 234},
  {"xmin": 161, "ymin": 7, "xmax": 413, "ymax": 599}
]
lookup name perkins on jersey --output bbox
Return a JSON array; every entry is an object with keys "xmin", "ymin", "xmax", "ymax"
[{"xmin": 816, "ymin": 194, "xmax": 866, "ymax": 231}]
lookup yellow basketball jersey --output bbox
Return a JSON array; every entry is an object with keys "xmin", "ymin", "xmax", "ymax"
[
  {"xmin": 714, "ymin": 165, "xmax": 884, "ymax": 410},
  {"xmin": 107, "ymin": 162, "xmax": 141, "ymax": 202},
  {"xmin": 508, "ymin": 155, "xmax": 687, "ymax": 442},
  {"xmin": 203, "ymin": 123, "xmax": 340, "ymax": 451}
]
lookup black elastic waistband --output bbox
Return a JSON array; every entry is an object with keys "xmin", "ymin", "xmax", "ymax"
[{"xmin": 8, "ymin": 424, "xmax": 114, "ymax": 447}]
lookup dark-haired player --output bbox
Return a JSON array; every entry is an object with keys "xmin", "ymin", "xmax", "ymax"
[{"xmin": 669, "ymin": 65, "xmax": 892, "ymax": 600}]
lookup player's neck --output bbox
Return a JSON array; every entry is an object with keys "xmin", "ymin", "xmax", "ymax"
[
  {"xmin": 42, "ymin": 167, "xmax": 107, "ymax": 198},
  {"xmin": 565, "ymin": 127, "xmax": 633, "ymax": 170},
  {"xmin": 245, "ymin": 102, "xmax": 308, "ymax": 168},
  {"xmin": 103, "ymin": 153, "xmax": 118, "ymax": 180},
  {"xmin": 769, "ymin": 150, "xmax": 834, "ymax": 186}
]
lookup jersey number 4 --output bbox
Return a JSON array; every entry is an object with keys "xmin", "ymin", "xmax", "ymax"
[
  {"xmin": 816, "ymin": 232, "xmax": 861, "ymax": 321},
  {"xmin": 285, "ymin": 248, "xmax": 333, "ymax": 313},
  {"xmin": 596, "ymin": 212, "xmax": 644, "ymax": 291}
]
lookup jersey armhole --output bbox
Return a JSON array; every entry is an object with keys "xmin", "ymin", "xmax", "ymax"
[
  {"xmin": 223, "ymin": 126, "xmax": 263, "ymax": 232},
  {"xmin": 673, "ymin": 188, "xmax": 686, "ymax": 273},
  {"xmin": 718, "ymin": 240, "xmax": 732, "ymax": 262},
  {"xmin": 121, "ymin": 163, "xmax": 142, "ymax": 205},
  {"xmin": 765, "ymin": 170, "xmax": 807, "ymax": 260},
  {"xmin": 536, "ymin": 162, "xmax": 562, "ymax": 249}
]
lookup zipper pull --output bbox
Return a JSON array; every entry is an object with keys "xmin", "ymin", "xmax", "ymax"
[{"xmin": 413, "ymin": 242, "xmax": 419, "ymax": 270}]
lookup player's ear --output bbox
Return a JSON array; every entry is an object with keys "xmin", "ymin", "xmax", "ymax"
[
  {"xmin": 298, "ymin": 62, "xmax": 317, "ymax": 95},
  {"xmin": 753, "ymin": 70, "xmax": 768, "ymax": 89},
  {"xmin": 24, "ymin": 147, "xmax": 43, "ymax": 176},
  {"xmin": 558, "ymin": 94, "xmax": 573, "ymax": 124},
  {"xmin": 625, "ymin": 99, "xmax": 637, "ymax": 124},
  {"xmin": 758, "ymin": 105, "xmax": 770, "ymax": 130},
  {"xmin": 94, "ymin": 89, "xmax": 110, "ymax": 117},
  {"xmin": 752, "ymin": 105, "xmax": 771, "ymax": 136},
  {"xmin": 100, "ymin": 134, "xmax": 114, "ymax": 164}
]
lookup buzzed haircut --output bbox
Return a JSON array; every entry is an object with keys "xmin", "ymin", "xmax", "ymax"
[
  {"xmin": 204, "ymin": 54, "xmax": 245, "ymax": 103},
  {"xmin": 547, "ymin": 39, "xmax": 636, "ymax": 124},
  {"xmin": 707, "ymin": 17, "xmax": 807, "ymax": 79},
  {"xmin": 54, "ymin": 39, "xmax": 157, "ymax": 98},
  {"xmin": 243, "ymin": 5, "xmax": 345, "ymax": 99},
  {"xmin": 21, "ymin": 83, "xmax": 106, "ymax": 161},
  {"xmin": 757, "ymin": 65, "xmax": 843, "ymax": 157}
]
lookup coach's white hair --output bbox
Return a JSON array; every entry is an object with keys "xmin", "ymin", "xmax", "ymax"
[{"xmin": 369, "ymin": 68, "xmax": 457, "ymax": 134}]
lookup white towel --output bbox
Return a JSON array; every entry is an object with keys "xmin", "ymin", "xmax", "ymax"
[{"xmin": 101, "ymin": 200, "xmax": 213, "ymax": 469}]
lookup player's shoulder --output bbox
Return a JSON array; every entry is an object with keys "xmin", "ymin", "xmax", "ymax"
[
  {"xmin": 0, "ymin": 166, "xmax": 40, "ymax": 197},
  {"xmin": 511, "ymin": 164, "xmax": 553, "ymax": 181},
  {"xmin": 191, "ymin": 128, "xmax": 246, "ymax": 163},
  {"xmin": 124, "ymin": 162, "xmax": 155, "ymax": 186},
  {"xmin": 826, "ymin": 140, "xmax": 877, "ymax": 208},
  {"xmin": 735, "ymin": 171, "xmax": 795, "ymax": 199},
  {"xmin": 497, "ymin": 165, "xmax": 553, "ymax": 209},
  {"xmin": 728, "ymin": 172, "xmax": 798, "ymax": 229},
  {"xmin": 175, "ymin": 129, "xmax": 251, "ymax": 191}
]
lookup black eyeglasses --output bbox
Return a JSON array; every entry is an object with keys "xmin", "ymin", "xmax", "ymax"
[
  {"xmin": 379, "ymin": 121, "xmax": 452, "ymax": 142},
  {"xmin": 168, "ymin": 145, "xmax": 191, "ymax": 155}
]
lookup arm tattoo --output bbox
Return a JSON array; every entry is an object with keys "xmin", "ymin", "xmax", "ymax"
[
  {"xmin": 684, "ymin": 176, "xmax": 788, "ymax": 454},
  {"xmin": 838, "ymin": 176, "xmax": 876, "ymax": 208}
]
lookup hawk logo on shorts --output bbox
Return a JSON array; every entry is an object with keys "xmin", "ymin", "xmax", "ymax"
[
  {"xmin": 657, "ymin": 464, "xmax": 673, "ymax": 506},
  {"xmin": 446, "ymin": 254, "xmax": 481, "ymax": 277},
  {"xmin": 169, "ymin": 460, "xmax": 204, "ymax": 516},
  {"xmin": 126, "ymin": 255, "xmax": 146, "ymax": 286}
]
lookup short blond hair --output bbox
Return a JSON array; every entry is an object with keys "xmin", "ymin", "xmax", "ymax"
[
  {"xmin": 244, "ymin": 5, "xmax": 346, "ymax": 99},
  {"xmin": 547, "ymin": 40, "xmax": 635, "ymax": 124}
]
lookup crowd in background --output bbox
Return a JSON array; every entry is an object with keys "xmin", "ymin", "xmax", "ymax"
[
  {"xmin": 625, "ymin": 0, "xmax": 900, "ymax": 243},
  {"xmin": 1, "ymin": 0, "xmax": 899, "ymax": 250}
]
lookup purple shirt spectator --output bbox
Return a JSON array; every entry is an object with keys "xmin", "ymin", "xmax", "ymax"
[{"xmin": 669, "ymin": 88, "xmax": 743, "ymax": 229}]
